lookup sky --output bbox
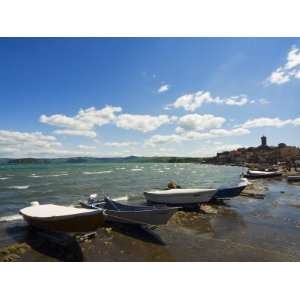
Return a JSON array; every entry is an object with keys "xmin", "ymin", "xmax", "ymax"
[{"xmin": 0, "ymin": 37, "xmax": 300, "ymax": 158}]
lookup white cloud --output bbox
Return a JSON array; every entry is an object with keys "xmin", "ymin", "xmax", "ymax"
[
  {"xmin": 169, "ymin": 91, "xmax": 211, "ymax": 111},
  {"xmin": 54, "ymin": 129, "xmax": 97, "ymax": 138},
  {"xmin": 166, "ymin": 90, "xmax": 251, "ymax": 111},
  {"xmin": 0, "ymin": 130, "xmax": 62, "ymax": 158},
  {"xmin": 266, "ymin": 46, "xmax": 300, "ymax": 85},
  {"xmin": 40, "ymin": 105, "xmax": 122, "ymax": 137},
  {"xmin": 145, "ymin": 126, "xmax": 249, "ymax": 146},
  {"xmin": 242, "ymin": 117, "xmax": 292, "ymax": 128},
  {"xmin": 145, "ymin": 134, "xmax": 184, "ymax": 146},
  {"xmin": 158, "ymin": 84, "xmax": 169, "ymax": 93},
  {"xmin": 177, "ymin": 114, "xmax": 226, "ymax": 131},
  {"xmin": 181, "ymin": 127, "xmax": 250, "ymax": 141},
  {"xmin": 78, "ymin": 145, "xmax": 97, "ymax": 150},
  {"xmin": 104, "ymin": 142, "xmax": 137, "ymax": 147},
  {"xmin": 115, "ymin": 114, "xmax": 176, "ymax": 132},
  {"xmin": 0, "ymin": 130, "xmax": 60, "ymax": 148}
]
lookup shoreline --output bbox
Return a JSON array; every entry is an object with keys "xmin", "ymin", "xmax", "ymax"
[{"xmin": 1, "ymin": 178, "xmax": 300, "ymax": 261}]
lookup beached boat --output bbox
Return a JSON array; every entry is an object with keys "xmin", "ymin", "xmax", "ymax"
[
  {"xmin": 144, "ymin": 188, "xmax": 217, "ymax": 205},
  {"xmin": 287, "ymin": 175, "xmax": 300, "ymax": 182},
  {"xmin": 214, "ymin": 178, "xmax": 249, "ymax": 199},
  {"xmin": 80, "ymin": 196, "xmax": 178, "ymax": 226},
  {"xmin": 243, "ymin": 170, "xmax": 282, "ymax": 179},
  {"xmin": 19, "ymin": 202, "xmax": 104, "ymax": 233}
]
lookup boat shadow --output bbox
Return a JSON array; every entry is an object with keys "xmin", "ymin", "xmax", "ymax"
[
  {"xmin": 5, "ymin": 225, "xmax": 84, "ymax": 262},
  {"xmin": 106, "ymin": 222, "xmax": 166, "ymax": 245}
]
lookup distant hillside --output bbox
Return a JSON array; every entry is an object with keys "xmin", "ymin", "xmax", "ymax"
[{"xmin": 0, "ymin": 156, "xmax": 207, "ymax": 165}]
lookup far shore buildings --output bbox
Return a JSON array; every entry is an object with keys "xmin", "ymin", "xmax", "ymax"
[{"xmin": 209, "ymin": 136, "xmax": 300, "ymax": 166}]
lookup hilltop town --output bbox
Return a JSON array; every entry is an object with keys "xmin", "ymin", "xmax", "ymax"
[{"xmin": 206, "ymin": 136, "xmax": 300, "ymax": 169}]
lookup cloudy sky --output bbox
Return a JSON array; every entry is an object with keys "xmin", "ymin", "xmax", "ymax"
[{"xmin": 0, "ymin": 38, "xmax": 300, "ymax": 158}]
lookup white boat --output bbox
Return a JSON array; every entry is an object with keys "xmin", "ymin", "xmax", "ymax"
[
  {"xmin": 19, "ymin": 202, "xmax": 104, "ymax": 233},
  {"xmin": 287, "ymin": 175, "xmax": 300, "ymax": 182},
  {"xmin": 144, "ymin": 188, "xmax": 217, "ymax": 205},
  {"xmin": 244, "ymin": 170, "xmax": 282, "ymax": 179},
  {"xmin": 80, "ymin": 196, "xmax": 178, "ymax": 226}
]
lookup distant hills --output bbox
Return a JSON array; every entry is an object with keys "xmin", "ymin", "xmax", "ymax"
[{"xmin": 0, "ymin": 156, "xmax": 207, "ymax": 165}]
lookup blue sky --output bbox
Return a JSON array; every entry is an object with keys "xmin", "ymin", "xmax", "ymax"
[{"xmin": 0, "ymin": 38, "xmax": 300, "ymax": 158}]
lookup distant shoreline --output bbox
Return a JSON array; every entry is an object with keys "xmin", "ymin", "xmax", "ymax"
[{"xmin": 0, "ymin": 156, "xmax": 208, "ymax": 165}]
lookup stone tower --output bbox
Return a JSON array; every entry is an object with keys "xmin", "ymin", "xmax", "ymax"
[{"xmin": 261, "ymin": 135, "xmax": 267, "ymax": 147}]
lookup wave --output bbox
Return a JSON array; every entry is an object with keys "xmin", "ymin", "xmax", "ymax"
[
  {"xmin": 114, "ymin": 195, "xmax": 129, "ymax": 201},
  {"xmin": 130, "ymin": 168, "xmax": 143, "ymax": 172},
  {"xmin": 48, "ymin": 173, "xmax": 69, "ymax": 177},
  {"xmin": 29, "ymin": 173, "xmax": 69, "ymax": 178},
  {"xmin": 0, "ymin": 214, "xmax": 23, "ymax": 222},
  {"xmin": 116, "ymin": 167, "xmax": 126, "ymax": 170},
  {"xmin": 0, "ymin": 177, "xmax": 9, "ymax": 180},
  {"xmin": 83, "ymin": 171, "xmax": 112, "ymax": 175},
  {"xmin": 9, "ymin": 185, "xmax": 30, "ymax": 190}
]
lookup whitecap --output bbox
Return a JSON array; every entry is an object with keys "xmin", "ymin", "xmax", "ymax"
[
  {"xmin": 0, "ymin": 214, "xmax": 23, "ymax": 222},
  {"xmin": 48, "ymin": 173, "xmax": 69, "ymax": 177},
  {"xmin": 9, "ymin": 185, "xmax": 30, "ymax": 190},
  {"xmin": 0, "ymin": 177, "xmax": 9, "ymax": 180},
  {"xmin": 83, "ymin": 171, "xmax": 112, "ymax": 175},
  {"xmin": 114, "ymin": 195, "xmax": 129, "ymax": 201},
  {"xmin": 116, "ymin": 167, "xmax": 126, "ymax": 170},
  {"xmin": 130, "ymin": 168, "xmax": 143, "ymax": 172}
]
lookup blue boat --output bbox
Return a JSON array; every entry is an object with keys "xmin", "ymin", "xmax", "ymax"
[{"xmin": 214, "ymin": 178, "xmax": 248, "ymax": 199}]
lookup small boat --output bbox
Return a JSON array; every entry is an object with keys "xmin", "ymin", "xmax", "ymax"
[
  {"xmin": 19, "ymin": 202, "xmax": 104, "ymax": 233},
  {"xmin": 80, "ymin": 196, "xmax": 178, "ymax": 226},
  {"xmin": 214, "ymin": 178, "xmax": 249, "ymax": 199},
  {"xmin": 144, "ymin": 188, "xmax": 217, "ymax": 205},
  {"xmin": 287, "ymin": 175, "xmax": 300, "ymax": 182},
  {"xmin": 243, "ymin": 170, "xmax": 282, "ymax": 179}
]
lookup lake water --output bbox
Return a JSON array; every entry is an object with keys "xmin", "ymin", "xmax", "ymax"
[{"xmin": 0, "ymin": 163, "xmax": 243, "ymax": 222}]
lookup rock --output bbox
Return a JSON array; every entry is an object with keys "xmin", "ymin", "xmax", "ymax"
[
  {"xmin": 105, "ymin": 227, "xmax": 113, "ymax": 234},
  {"xmin": 199, "ymin": 204, "xmax": 218, "ymax": 214}
]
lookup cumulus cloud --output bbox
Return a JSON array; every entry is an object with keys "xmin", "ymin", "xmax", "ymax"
[
  {"xmin": 115, "ymin": 114, "xmax": 176, "ymax": 132},
  {"xmin": 166, "ymin": 90, "xmax": 251, "ymax": 112},
  {"xmin": 78, "ymin": 145, "xmax": 97, "ymax": 150},
  {"xmin": 104, "ymin": 142, "xmax": 137, "ymax": 147},
  {"xmin": 158, "ymin": 84, "xmax": 169, "ymax": 93},
  {"xmin": 145, "ymin": 126, "xmax": 250, "ymax": 146},
  {"xmin": 145, "ymin": 134, "xmax": 184, "ymax": 146},
  {"xmin": 54, "ymin": 129, "xmax": 97, "ymax": 138},
  {"xmin": 177, "ymin": 114, "xmax": 226, "ymax": 131},
  {"xmin": 0, "ymin": 130, "xmax": 62, "ymax": 157},
  {"xmin": 181, "ymin": 127, "xmax": 250, "ymax": 141},
  {"xmin": 40, "ymin": 105, "xmax": 122, "ymax": 137},
  {"xmin": 266, "ymin": 46, "xmax": 300, "ymax": 85},
  {"xmin": 242, "ymin": 117, "xmax": 300, "ymax": 128}
]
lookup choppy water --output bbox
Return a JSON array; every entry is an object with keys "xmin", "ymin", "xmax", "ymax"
[{"xmin": 0, "ymin": 163, "xmax": 243, "ymax": 222}]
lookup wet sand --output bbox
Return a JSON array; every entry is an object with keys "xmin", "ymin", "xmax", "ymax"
[{"xmin": 1, "ymin": 178, "xmax": 300, "ymax": 261}]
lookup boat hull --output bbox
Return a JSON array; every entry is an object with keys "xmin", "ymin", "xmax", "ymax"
[
  {"xmin": 287, "ymin": 176, "xmax": 300, "ymax": 182},
  {"xmin": 144, "ymin": 189, "xmax": 216, "ymax": 205},
  {"xmin": 104, "ymin": 207, "xmax": 178, "ymax": 226},
  {"xmin": 215, "ymin": 185, "xmax": 247, "ymax": 199},
  {"xmin": 80, "ymin": 199, "xmax": 178, "ymax": 226},
  {"xmin": 21, "ymin": 211, "xmax": 104, "ymax": 233},
  {"xmin": 243, "ymin": 170, "xmax": 282, "ymax": 179}
]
